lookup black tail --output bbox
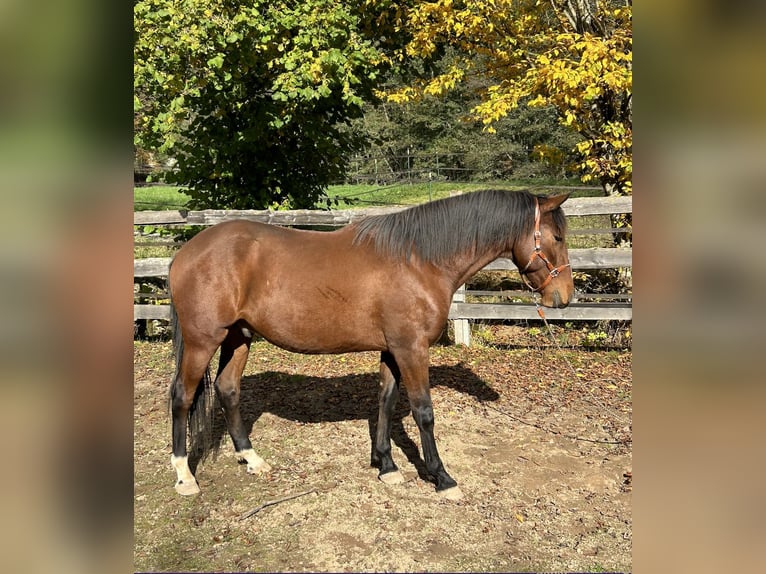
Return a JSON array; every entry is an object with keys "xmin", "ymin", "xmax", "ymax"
[{"xmin": 168, "ymin": 283, "xmax": 217, "ymax": 462}]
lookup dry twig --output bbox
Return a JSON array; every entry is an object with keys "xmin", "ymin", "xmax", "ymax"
[{"xmin": 239, "ymin": 489, "xmax": 317, "ymax": 520}]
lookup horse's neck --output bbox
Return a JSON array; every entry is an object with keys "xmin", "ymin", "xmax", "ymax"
[{"xmin": 447, "ymin": 246, "xmax": 508, "ymax": 292}]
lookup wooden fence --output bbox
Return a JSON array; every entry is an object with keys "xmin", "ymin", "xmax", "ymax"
[{"xmin": 134, "ymin": 195, "xmax": 631, "ymax": 345}]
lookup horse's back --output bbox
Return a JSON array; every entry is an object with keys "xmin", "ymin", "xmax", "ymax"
[
  {"xmin": 169, "ymin": 220, "xmax": 398, "ymax": 351},
  {"xmin": 170, "ymin": 219, "xmax": 346, "ymax": 299},
  {"xmin": 170, "ymin": 219, "xmax": 276, "ymax": 286}
]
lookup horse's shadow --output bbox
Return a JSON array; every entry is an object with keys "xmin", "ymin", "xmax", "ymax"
[{"xmin": 190, "ymin": 364, "xmax": 499, "ymax": 483}]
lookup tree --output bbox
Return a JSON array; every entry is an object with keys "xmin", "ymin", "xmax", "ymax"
[
  {"xmin": 381, "ymin": 0, "xmax": 632, "ymax": 196},
  {"xmin": 134, "ymin": 0, "xmax": 389, "ymax": 208},
  {"xmin": 347, "ymin": 50, "xmax": 583, "ymax": 183}
]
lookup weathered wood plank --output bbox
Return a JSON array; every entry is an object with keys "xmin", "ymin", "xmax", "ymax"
[
  {"xmin": 568, "ymin": 248, "xmax": 632, "ymax": 269},
  {"xmin": 184, "ymin": 207, "xmax": 400, "ymax": 226},
  {"xmin": 134, "ymin": 257, "xmax": 171, "ymax": 277},
  {"xmin": 484, "ymin": 248, "xmax": 632, "ymax": 271},
  {"xmin": 448, "ymin": 302, "xmax": 632, "ymax": 321},
  {"xmin": 134, "ymin": 210, "xmax": 188, "ymax": 225},
  {"xmin": 560, "ymin": 196, "xmax": 632, "ymax": 216},
  {"xmin": 134, "ymin": 304, "xmax": 172, "ymax": 320}
]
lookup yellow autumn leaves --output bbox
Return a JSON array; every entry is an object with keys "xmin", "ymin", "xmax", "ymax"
[{"xmin": 377, "ymin": 0, "xmax": 632, "ymax": 194}]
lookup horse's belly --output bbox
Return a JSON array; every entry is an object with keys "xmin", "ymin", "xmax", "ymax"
[
  {"xmin": 257, "ymin": 322, "xmax": 386, "ymax": 355},
  {"xmin": 245, "ymin": 297, "xmax": 387, "ymax": 355}
]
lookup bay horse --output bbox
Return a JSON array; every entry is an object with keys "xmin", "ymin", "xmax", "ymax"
[{"xmin": 167, "ymin": 189, "xmax": 573, "ymax": 500}]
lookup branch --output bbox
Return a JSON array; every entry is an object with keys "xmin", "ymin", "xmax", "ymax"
[{"xmin": 239, "ymin": 488, "xmax": 317, "ymax": 520}]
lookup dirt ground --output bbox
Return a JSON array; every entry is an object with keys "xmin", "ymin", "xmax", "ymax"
[{"xmin": 134, "ymin": 330, "xmax": 631, "ymax": 572}]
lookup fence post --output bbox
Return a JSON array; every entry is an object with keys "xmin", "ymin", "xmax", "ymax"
[
  {"xmin": 355, "ymin": 155, "xmax": 360, "ymax": 185},
  {"xmin": 452, "ymin": 284, "xmax": 471, "ymax": 346},
  {"xmin": 449, "ymin": 186, "xmax": 470, "ymax": 344},
  {"xmin": 407, "ymin": 147, "xmax": 411, "ymax": 184}
]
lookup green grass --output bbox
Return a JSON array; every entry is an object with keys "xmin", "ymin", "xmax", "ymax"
[
  {"xmin": 134, "ymin": 185, "xmax": 190, "ymax": 211},
  {"xmin": 326, "ymin": 181, "xmax": 529, "ymax": 208},
  {"xmin": 134, "ymin": 181, "xmax": 603, "ymax": 212},
  {"xmin": 329, "ymin": 180, "xmax": 604, "ymax": 207}
]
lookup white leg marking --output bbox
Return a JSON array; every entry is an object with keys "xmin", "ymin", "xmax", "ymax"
[
  {"xmin": 438, "ymin": 486, "xmax": 464, "ymax": 501},
  {"xmin": 379, "ymin": 470, "xmax": 406, "ymax": 485},
  {"xmin": 236, "ymin": 448, "xmax": 272, "ymax": 475},
  {"xmin": 171, "ymin": 455, "xmax": 200, "ymax": 495}
]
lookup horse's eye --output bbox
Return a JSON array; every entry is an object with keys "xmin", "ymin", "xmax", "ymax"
[{"xmin": 554, "ymin": 235, "xmax": 563, "ymax": 242}]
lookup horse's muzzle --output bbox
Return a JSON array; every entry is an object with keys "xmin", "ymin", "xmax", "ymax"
[{"xmin": 550, "ymin": 290, "xmax": 570, "ymax": 309}]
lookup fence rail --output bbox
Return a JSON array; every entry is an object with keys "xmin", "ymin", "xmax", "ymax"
[{"xmin": 134, "ymin": 195, "xmax": 632, "ymax": 344}]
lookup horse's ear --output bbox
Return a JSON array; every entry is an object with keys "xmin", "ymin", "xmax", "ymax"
[{"xmin": 539, "ymin": 193, "xmax": 570, "ymax": 213}]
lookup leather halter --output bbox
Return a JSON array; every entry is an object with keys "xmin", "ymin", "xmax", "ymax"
[{"xmin": 519, "ymin": 198, "xmax": 571, "ymax": 292}]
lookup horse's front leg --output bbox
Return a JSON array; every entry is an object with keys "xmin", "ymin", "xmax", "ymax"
[
  {"xmin": 394, "ymin": 346, "xmax": 463, "ymax": 500},
  {"xmin": 373, "ymin": 351, "xmax": 405, "ymax": 485}
]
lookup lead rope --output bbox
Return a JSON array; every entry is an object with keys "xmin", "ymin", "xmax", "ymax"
[
  {"xmin": 481, "ymin": 298, "xmax": 628, "ymax": 445},
  {"xmin": 534, "ymin": 297, "xmax": 631, "ymax": 427},
  {"xmin": 480, "ymin": 297, "xmax": 630, "ymax": 446}
]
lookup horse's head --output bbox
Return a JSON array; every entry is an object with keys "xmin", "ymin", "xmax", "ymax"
[{"xmin": 512, "ymin": 193, "xmax": 574, "ymax": 308}]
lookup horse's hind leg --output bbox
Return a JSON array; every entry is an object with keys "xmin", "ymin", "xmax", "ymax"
[
  {"xmin": 215, "ymin": 325, "xmax": 271, "ymax": 476},
  {"xmin": 374, "ymin": 352, "xmax": 405, "ymax": 485},
  {"xmin": 171, "ymin": 337, "xmax": 221, "ymax": 495}
]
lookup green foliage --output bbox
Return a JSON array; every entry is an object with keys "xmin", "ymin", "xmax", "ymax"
[
  {"xmin": 471, "ymin": 323, "xmax": 496, "ymax": 347},
  {"xmin": 583, "ymin": 329, "xmax": 609, "ymax": 347},
  {"xmin": 134, "ymin": 0, "xmax": 391, "ymax": 209}
]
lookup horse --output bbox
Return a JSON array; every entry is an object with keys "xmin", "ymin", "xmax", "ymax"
[{"xmin": 167, "ymin": 189, "xmax": 573, "ymax": 500}]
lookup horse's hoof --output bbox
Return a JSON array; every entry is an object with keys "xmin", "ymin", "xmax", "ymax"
[
  {"xmin": 379, "ymin": 470, "xmax": 405, "ymax": 485},
  {"xmin": 438, "ymin": 486, "xmax": 463, "ymax": 501},
  {"xmin": 236, "ymin": 449, "xmax": 272, "ymax": 475},
  {"xmin": 246, "ymin": 461, "xmax": 272, "ymax": 475},
  {"xmin": 175, "ymin": 479, "xmax": 200, "ymax": 496}
]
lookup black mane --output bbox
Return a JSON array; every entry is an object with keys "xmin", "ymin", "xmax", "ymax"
[{"xmin": 352, "ymin": 189, "xmax": 558, "ymax": 264}]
